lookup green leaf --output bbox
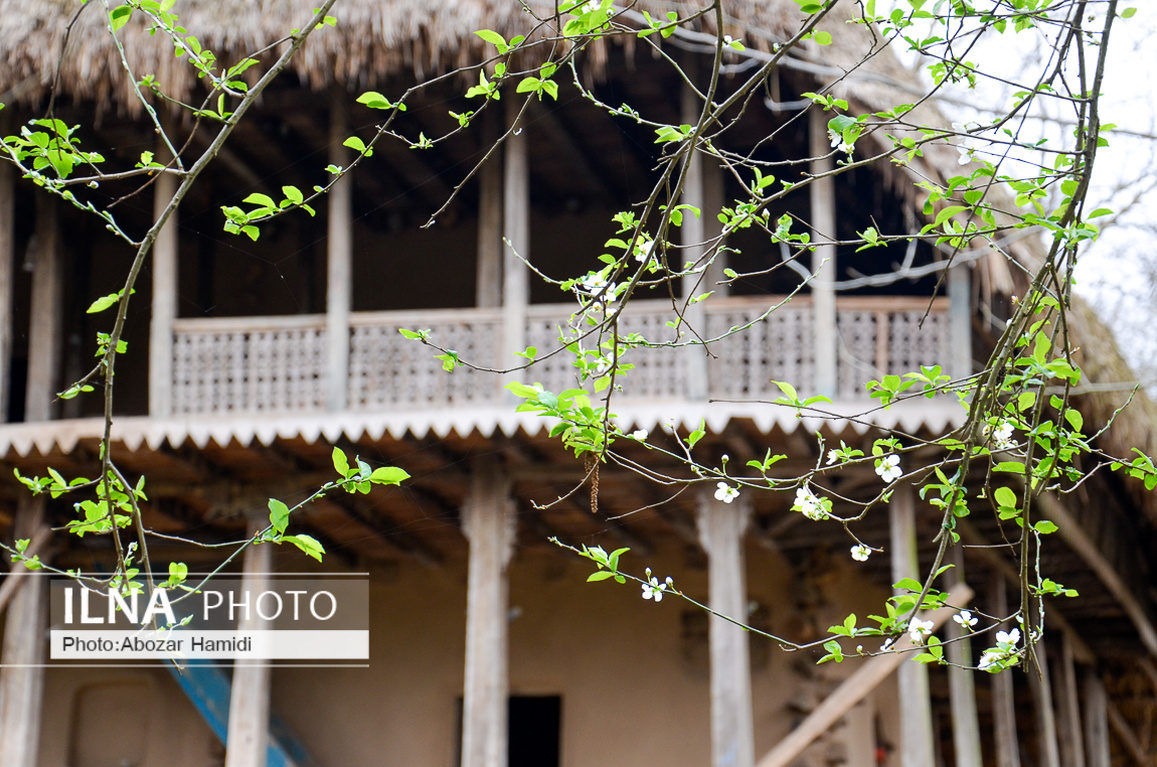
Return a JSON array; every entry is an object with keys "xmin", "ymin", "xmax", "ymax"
[
  {"xmin": 993, "ymin": 486, "xmax": 1017, "ymax": 508},
  {"xmin": 343, "ymin": 136, "xmax": 366, "ymax": 153},
  {"xmin": 475, "ymin": 29, "xmax": 509, "ymax": 52},
  {"xmin": 814, "ymin": 30, "xmax": 832, "ymax": 45},
  {"xmin": 110, "ymin": 5, "xmax": 133, "ymax": 32},
  {"xmin": 1064, "ymin": 408, "xmax": 1083, "ymax": 433},
  {"xmin": 243, "ymin": 192, "xmax": 277, "ymax": 209},
  {"xmin": 283, "ymin": 533, "xmax": 325, "ymax": 562},
  {"xmin": 587, "ymin": 570, "xmax": 616, "ymax": 582},
  {"xmin": 332, "ymin": 446, "xmax": 350, "ymax": 477},
  {"xmin": 1120, "ymin": 7, "xmax": 1136, "ymax": 18},
  {"xmin": 268, "ymin": 498, "xmax": 290, "ymax": 535},
  {"xmin": 1034, "ymin": 520, "xmax": 1059, "ymax": 535},
  {"xmin": 86, "ymin": 292, "xmax": 121, "ymax": 314},
  {"xmin": 369, "ymin": 466, "xmax": 409, "ymax": 485}
]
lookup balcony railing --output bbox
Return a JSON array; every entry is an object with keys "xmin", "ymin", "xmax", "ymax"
[{"xmin": 168, "ymin": 296, "xmax": 951, "ymax": 416}]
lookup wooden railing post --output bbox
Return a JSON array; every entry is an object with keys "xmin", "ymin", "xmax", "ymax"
[
  {"xmin": 808, "ymin": 108, "xmax": 837, "ymax": 398},
  {"xmin": 149, "ymin": 141, "xmax": 178, "ymax": 418},
  {"xmin": 502, "ymin": 102, "xmax": 529, "ymax": 397},
  {"xmin": 680, "ymin": 82, "xmax": 712, "ymax": 400},
  {"xmin": 224, "ymin": 522, "xmax": 273, "ymax": 767},
  {"xmin": 697, "ymin": 487, "xmax": 754, "ymax": 767},
  {"xmin": 461, "ymin": 462, "xmax": 516, "ymax": 767},
  {"xmin": 0, "ymin": 499, "xmax": 49, "ymax": 767},
  {"xmin": 1082, "ymin": 670, "xmax": 1110, "ymax": 767},
  {"xmin": 326, "ymin": 95, "xmax": 352, "ymax": 411},
  {"xmin": 889, "ymin": 483, "xmax": 935, "ymax": 767}
]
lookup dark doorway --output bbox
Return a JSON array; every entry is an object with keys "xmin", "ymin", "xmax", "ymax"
[{"xmin": 455, "ymin": 695, "xmax": 562, "ymax": 767}]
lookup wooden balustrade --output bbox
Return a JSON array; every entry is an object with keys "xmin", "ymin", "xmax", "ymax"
[{"xmin": 167, "ymin": 297, "xmax": 951, "ymax": 416}]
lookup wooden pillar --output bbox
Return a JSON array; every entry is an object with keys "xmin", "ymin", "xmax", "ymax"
[
  {"xmin": 149, "ymin": 146, "xmax": 178, "ymax": 418},
  {"xmin": 697, "ymin": 488, "xmax": 754, "ymax": 767},
  {"xmin": 224, "ymin": 527, "xmax": 272, "ymax": 767},
  {"xmin": 1028, "ymin": 638, "xmax": 1061, "ymax": 767},
  {"xmin": 502, "ymin": 102, "xmax": 529, "ymax": 384},
  {"xmin": 326, "ymin": 95, "xmax": 352, "ymax": 412},
  {"xmin": 0, "ymin": 142, "xmax": 13, "ymax": 423},
  {"xmin": 948, "ymin": 263, "xmax": 972, "ymax": 380},
  {"xmin": 1081, "ymin": 671, "xmax": 1110, "ymax": 767},
  {"xmin": 461, "ymin": 463, "xmax": 516, "ymax": 767},
  {"xmin": 989, "ymin": 575, "xmax": 1021, "ymax": 767},
  {"xmin": 889, "ymin": 484, "xmax": 935, "ymax": 767},
  {"xmin": 25, "ymin": 195, "xmax": 61, "ymax": 422},
  {"xmin": 680, "ymin": 84, "xmax": 709, "ymax": 400},
  {"xmin": 476, "ymin": 109, "xmax": 503, "ymax": 309},
  {"xmin": 808, "ymin": 108, "xmax": 837, "ymax": 398},
  {"xmin": 1055, "ymin": 633, "xmax": 1086, "ymax": 767},
  {"xmin": 945, "ymin": 551, "xmax": 983, "ymax": 767},
  {"xmin": 0, "ymin": 498, "xmax": 49, "ymax": 767}
]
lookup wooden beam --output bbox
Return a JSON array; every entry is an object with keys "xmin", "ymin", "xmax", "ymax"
[
  {"xmin": 948, "ymin": 262, "xmax": 972, "ymax": 379},
  {"xmin": 989, "ymin": 574, "xmax": 1022, "ymax": 767},
  {"xmin": 697, "ymin": 488, "xmax": 754, "ymax": 767},
  {"xmin": 224, "ymin": 523, "xmax": 272, "ymax": 767},
  {"xmin": 502, "ymin": 101, "xmax": 529, "ymax": 391},
  {"xmin": 680, "ymin": 83, "xmax": 709, "ymax": 401},
  {"xmin": 0, "ymin": 498, "xmax": 49, "ymax": 767},
  {"xmin": 945, "ymin": 549, "xmax": 983, "ymax": 767},
  {"xmin": 1036, "ymin": 492, "xmax": 1157, "ymax": 659},
  {"xmin": 808, "ymin": 107, "xmax": 837, "ymax": 398},
  {"xmin": 149, "ymin": 141, "xmax": 179, "ymax": 417},
  {"xmin": 326, "ymin": 94, "xmax": 352, "ymax": 412},
  {"xmin": 1082, "ymin": 670, "xmax": 1110, "ymax": 767},
  {"xmin": 1056, "ymin": 633, "xmax": 1087, "ymax": 767},
  {"xmin": 460, "ymin": 461, "xmax": 515, "ymax": 767},
  {"xmin": 476, "ymin": 108, "xmax": 502, "ymax": 309},
  {"xmin": 889, "ymin": 483, "xmax": 935, "ymax": 767},
  {"xmin": 1106, "ymin": 695, "xmax": 1150, "ymax": 767},
  {"xmin": 1027, "ymin": 636, "xmax": 1061, "ymax": 767},
  {"xmin": 25, "ymin": 195, "xmax": 61, "ymax": 422},
  {"xmin": 755, "ymin": 582, "xmax": 974, "ymax": 767},
  {"xmin": 0, "ymin": 132, "xmax": 13, "ymax": 423}
]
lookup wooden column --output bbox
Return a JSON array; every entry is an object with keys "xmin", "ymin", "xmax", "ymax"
[
  {"xmin": 461, "ymin": 464, "xmax": 516, "ymax": 767},
  {"xmin": 1055, "ymin": 633, "xmax": 1086, "ymax": 767},
  {"xmin": 1028, "ymin": 636, "xmax": 1061, "ymax": 767},
  {"xmin": 808, "ymin": 108, "xmax": 837, "ymax": 398},
  {"xmin": 680, "ymin": 84, "xmax": 709, "ymax": 400},
  {"xmin": 0, "ymin": 498, "xmax": 49, "ymax": 767},
  {"xmin": 502, "ymin": 102, "xmax": 529, "ymax": 384},
  {"xmin": 889, "ymin": 484, "xmax": 935, "ymax": 767},
  {"xmin": 697, "ymin": 488, "xmax": 754, "ymax": 767},
  {"xmin": 326, "ymin": 95, "xmax": 352, "ymax": 412},
  {"xmin": 0, "ymin": 143, "xmax": 14, "ymax": 423},
  {"xmin": 989, "ymin": 575, "xmax": 1021, "ymax": 767},
  {"xmin": 149, "ymin": 147, "xmax": 179, "ymax": 417},
  {"xmin": 947, "ymin": 262, "xmax": 972, "ymax": 380},
  {"xmin": 25, "ymin": 195, "xmax": 61, "ymax": 422},
  {"xmin": 224, "ymin": 527, "xmax": 272, "ymax": 767},
  {"xmin": 1081, "ymin": 670, "xmax": 1110, "ymax": 767},
  {"xmin": 945, "ymin": 551, "xmax": 983, "ymax": 767},
  {"xmin": 476, "ymin": 109, "xmax": 503, "ymax": 309}
]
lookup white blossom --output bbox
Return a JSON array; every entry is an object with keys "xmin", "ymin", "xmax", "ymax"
[
  {"xmin": 908, "ymin": 617, "xmax": 934, "ymax": 644},
  {"xmin": 794, "ymin": 485, "xmax": 828, "ymax": 521},
  {"xmin": 827, "ymin": 128, "xmax": 853, "ymax": 154},
  {"xmin": 641, "ymin": 568, "xmax": 673, "ymax": 602},
  {"xmin": 634, "ymin": 238, "xmax": 654, "ymax": 263},
  {"xmin": 991, "ymin": 421, "xmax": 1015, "ymax": 450},
  {"xmin": 875, "ymin": 454, "xmax": 902, "ymax": 483},
  {"xmin": 826, "ymin": 449, "xmax": 839, "ymax": 465},
  {"xmin": 850, "ymin": 544, "xmax": 871, "ymax": 562},
  {"xmin": 996, "ymin": 627, "xmax": 1020, "ymax": 646},
  {"xmin": 953, "ymin": 610, "xmax": 978, "ymax": 630},
  {"xmin": 715, "ymin": 482, "xmax": 739, "ymax": 504},
  {"xmin": 630, "ymin": 429, "xmax": 648, "ymax": 441}
]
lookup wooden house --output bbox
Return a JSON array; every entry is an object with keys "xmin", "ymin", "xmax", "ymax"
[{"xmin": 0, "ymin": 1, "xmax": 1154, "ymax": 766}]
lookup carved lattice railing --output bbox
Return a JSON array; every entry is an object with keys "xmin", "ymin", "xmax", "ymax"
[{"xmin": 168, "ymin": 297, "xmax": 951, "ymax": 415}]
